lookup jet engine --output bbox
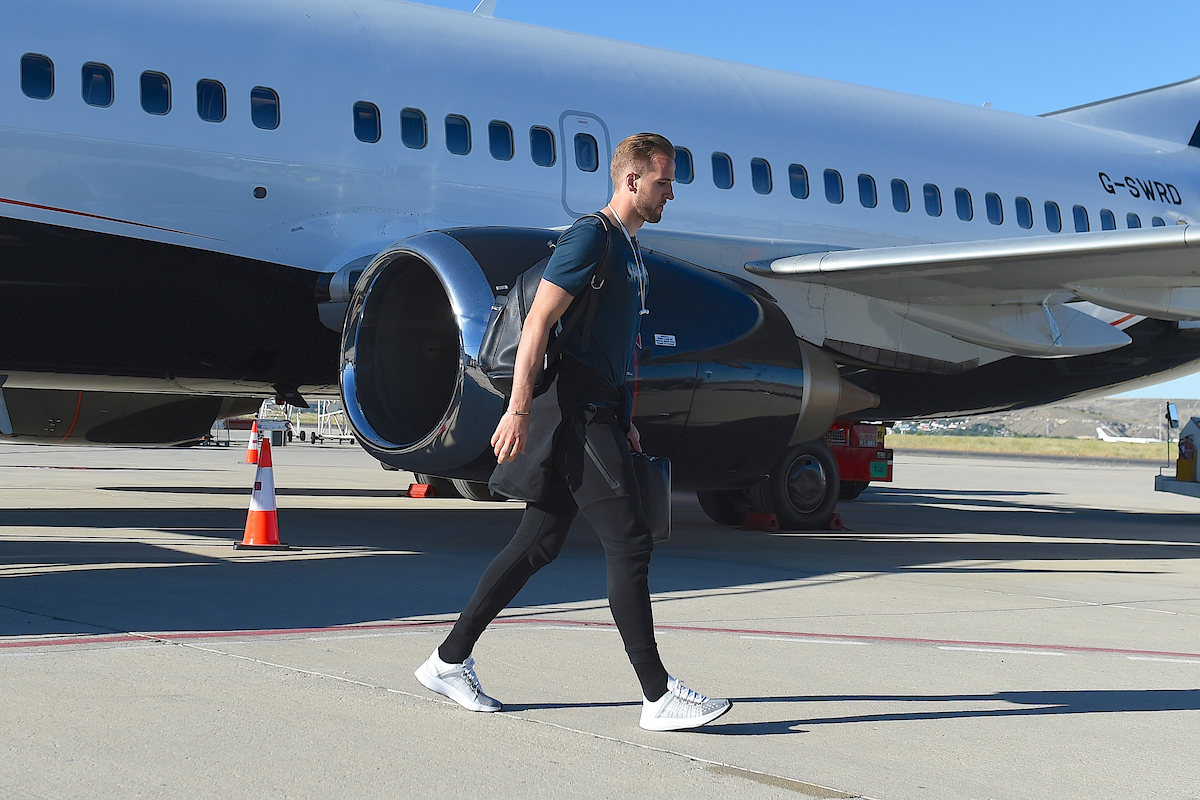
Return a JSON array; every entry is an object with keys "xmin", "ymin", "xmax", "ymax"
[{"xmin": 340, "ymin": 227, "xmax": 875, "ymax": 502}]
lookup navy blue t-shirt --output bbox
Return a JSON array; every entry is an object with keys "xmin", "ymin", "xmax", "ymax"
[{"xmin": 542, "ymin": 215, "xmax": 644, "ymax": 391}]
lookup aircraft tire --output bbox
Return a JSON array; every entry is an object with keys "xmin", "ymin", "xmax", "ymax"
[
  {"xmin": 696, "ymin": 489, "xmax": 753, "ymax": 526},
  {"xmin": 451, "ymin": 478, "xmax": 506, "ymax": 502},
  {"xmin": 415, "ymin": 474, "xmax": 461, "ymax": 498},
  {"xmin": 749, "ymin": 440, "xmax": 839, "ymax": 530},
  {"xmin": 839, "ymin": 480, "xmax": 869, "ymax": 501}
]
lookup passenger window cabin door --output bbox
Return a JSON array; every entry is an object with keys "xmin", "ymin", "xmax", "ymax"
[{"xmin": 559, "ymin": 112, "xmax": 612, "ymax": 217}]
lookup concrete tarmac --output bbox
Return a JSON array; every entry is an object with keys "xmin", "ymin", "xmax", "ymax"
[{"xmin": 1, "ymin": 440, "xmax": 1198, "ymax": 799}]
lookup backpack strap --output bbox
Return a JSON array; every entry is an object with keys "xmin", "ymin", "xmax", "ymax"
[
  {"xmin": 545, "ymin": 213, "xmax": 611, "ymax": 358},
  {"xmin": 577, "ymin": 213, "xmax": 613, "ymax": 354}
]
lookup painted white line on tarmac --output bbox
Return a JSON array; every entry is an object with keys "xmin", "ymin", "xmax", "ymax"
[
  {"xmin": 1110, "ymin": 605, "xmax": 1178, "ymax": 615},
  {"xmin": 938, "ymin": 646, "xmax": 1067, "ymax": 656},
  {"xmin": 1127, "ymin": 656, "xmax": 1200, "ymax": 664}
]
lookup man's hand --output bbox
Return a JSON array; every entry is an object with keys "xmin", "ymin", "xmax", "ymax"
[
  {"xmin": 492, "ymin": 412, "xmax": 530, "ymax": 463},
  {"xmin": 626, "ymin": 422, "xmax": 642, "ymax": 454}
]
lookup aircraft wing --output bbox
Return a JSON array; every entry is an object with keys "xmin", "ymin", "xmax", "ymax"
[{"xmin": 746, "ymin": 225, "xmax": 1200, "ymax": 357}]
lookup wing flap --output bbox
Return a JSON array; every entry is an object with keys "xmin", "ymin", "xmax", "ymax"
[
  {"xmin": 883, "ymin": 300, "xmax": 1132, "ymax": 357},
  {"xmin": 1067, "ymin": 284, "xmax": 1200, "ymax": 321}
]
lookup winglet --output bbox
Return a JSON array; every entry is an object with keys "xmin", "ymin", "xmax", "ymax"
[{"xmin": 472, "ymin": 0, "xmax": 497, "ymax": 16}]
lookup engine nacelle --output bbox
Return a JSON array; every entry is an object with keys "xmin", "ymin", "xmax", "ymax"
[{"xmin": 340, "ymin": 227, "xmax": 869, "ymax": 489}]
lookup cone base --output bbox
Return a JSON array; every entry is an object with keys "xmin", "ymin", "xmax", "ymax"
[{"xmin": 234, "ymin": 541, "xmax": 291, "ymax": 550}]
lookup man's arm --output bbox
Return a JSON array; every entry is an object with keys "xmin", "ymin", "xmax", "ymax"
[{"xmin": 491, "ymin": 279, "xmax": 574, "ymax": 463}]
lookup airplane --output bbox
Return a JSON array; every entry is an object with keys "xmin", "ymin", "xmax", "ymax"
[
  {"xmin": 5, "ymin": 0, "xmax": 1200, "ymax": 530},
  {"xmin": 1095, "ymin": 426, "xmax": 1164, "ymax": 444}
]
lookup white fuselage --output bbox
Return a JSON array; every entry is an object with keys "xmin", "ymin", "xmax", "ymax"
[{"xmin": 4, "ymin": 0, "xmax": 1199, "ymax": 370}]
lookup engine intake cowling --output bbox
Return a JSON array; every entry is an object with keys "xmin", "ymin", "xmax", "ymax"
[{"xmin": 340, "ymin": 231, "xmax": 508, "ymax": 475}]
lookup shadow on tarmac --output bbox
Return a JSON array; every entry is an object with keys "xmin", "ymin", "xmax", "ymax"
[
  {"xmin": 478, "ymin": 689, "xmax": 1200, "ymax": 737},
  {"xmin": 683, "ymin": 689, "xmax": 1200, "ymax": 734},
  {"xmin": 103, "ymin": 486, "xmax": 414, "ymax": 497},
  {"xmin": 1, "ymin": 488, "xmax": 1197, "ymax": 639}
]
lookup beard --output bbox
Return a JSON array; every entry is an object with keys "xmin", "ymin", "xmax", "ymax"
[{"xmin": 633, "ymin": 192, "xmax": 664, "ymax": 224}]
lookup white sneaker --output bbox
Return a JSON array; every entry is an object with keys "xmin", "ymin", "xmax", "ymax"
[
  {"xmin": 639, "ymin": 676, "xmax": 731, "ymax": 731},
  {"xmin": 414, "ymin": 648, "xmax": 502, "ymax": 712}
]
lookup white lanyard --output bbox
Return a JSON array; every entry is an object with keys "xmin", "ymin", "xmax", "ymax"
[{"xmin": 606, "ymin": 205, "xmax": 650, "ymax": 316}]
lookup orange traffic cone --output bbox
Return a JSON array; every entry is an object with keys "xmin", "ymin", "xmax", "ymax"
[
  {"xmin": 244, "ymin": 420, "xmax": 260, "ymax": 464},
  {"xmin": 235, "ymin": 439, "xmax": 289, "ymax": 550}
]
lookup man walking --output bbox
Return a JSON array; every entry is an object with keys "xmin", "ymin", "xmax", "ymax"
[{"xmin": 415, "ymin": 132, "xmax": 731, "ymax": 731}]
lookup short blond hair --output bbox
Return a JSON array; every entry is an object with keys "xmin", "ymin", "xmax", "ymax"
[{"xmin": 611, "ymin": 132, "xmax": 675, "ymax": 187}]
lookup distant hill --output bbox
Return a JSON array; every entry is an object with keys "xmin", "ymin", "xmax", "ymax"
[{"xmin": 892, "ymin": 398, "xmax": 1200, "ymax": 440}]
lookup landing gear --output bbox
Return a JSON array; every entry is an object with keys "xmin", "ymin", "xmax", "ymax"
[
  {"xmin": 696, "ymin": 488, "xmax": 755, "ymax": 526},
  {"xmin": 405, "ymin": 475, "xmax": 507, "ymax": 501},
  {"xmin": 749, "ymin": 440, "xmax": 839, "ymax": 530},
  {"xmin": 696, "ymin": 440, "xmax": 840, "ymax": 530},
  {"xmin": 450, "ymin": 478, "xmax": 507, "ymax": 502},
  {"xmin": 414, "ymin": 473, "xmax": 461, "ymax": 498}
]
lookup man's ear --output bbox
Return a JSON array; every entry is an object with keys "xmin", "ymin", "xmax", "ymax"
[{"xmin": 626, "ymin": 172, "xmax": 638, "ymax": 192}]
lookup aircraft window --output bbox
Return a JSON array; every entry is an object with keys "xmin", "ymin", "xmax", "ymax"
[
  {"xmin": 575, "ymin": 133, "xmax": 598, "ymax": 172},
  {"xmin": 21, "ymin": 53, "xmax": 53, "ymax": 99},
  {"xmin": 1073, "ymin": 204, "xmax": 1089, "ymax": 232},
  {"xmin": 354, "ymin": 102, "xmax": 380, "ymax": 143},
  {"xmin": 1045, "ymin": 201, "xmax": 1062, "ymax": 232},
  {"xmin": 712, "ymin": 152, "xmax": 734, "ymax": 189},
  {"xmin": 955, "ymin": 188, "xmax": 973, "ymax": 221},
  {"xmin": 824, "ymin": 169, "xmax": 843, "ymax": 204},
  {"xmin": 751, "ymin": 158, "xmax": 772, "ymax": 194},
  {"xmin": 858, "ymin": 174, "xmax": 877, "ymax": 208},
  {"xmin": 140, "ymin": 71, "xmax": 170, "ymax": 115},
  {"xmin": 251, "ymin": 86, "xmax": 279, "ymax": 130},
  {"xmin": 197, "ymin": 79, "xmax": 226, "ymax": 123},
  {"xmin": 891, "ymin": 179, "xmax": 909, "ymax": 212},
  {"xmin": 1015, "ymin": 196, "xmax": 1033, "ymax": 229},
  {"xmin": 446, "ymin": 115, "xmax": 471, "ymax": 155},
  {"xmin": 923, "ymin": 183, "xmax": 941, "ymax": 216},
  {"xmin": 985, "ymin": 192, "xmax": 1002, "ymax": 225},
  {"xmin": 1127, "ymin": 213, "xmax": 1141, "ymax": 228},
  {"xmin": 788, "ymin": 164, "xmax": 809, "ymax": 199},
  {"xmin": 1100, "ymin": 209, "xmax": 1116, "ymax": 231},
  {"xmin": 1152, "ymin": 216, "xmax": 1166, "ymax": 227},
  {"xmin": 401, "ymin": 108, "xmax": 427, "ymax": 149},
  {"xmin": 81, "ymin": 63, "xmax": 113, "ymax": 108},
  {"xmin": 530, "ymin": 126, "xmax": 555, "ymax": 166},
  {"xmin": 674, "ymin": 147, "xmax": 694, "ymax": 184},
  {"xmin": 489, "ymin": 121, "xmax": 514, "ymax": 161}
]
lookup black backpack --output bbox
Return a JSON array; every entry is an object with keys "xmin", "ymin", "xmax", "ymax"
[{"xmin": 478, "ymin": 213, "xmax": 612, "ymax": 398}]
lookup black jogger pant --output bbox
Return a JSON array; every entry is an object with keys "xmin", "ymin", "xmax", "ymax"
[{"xmin": 438, "ymin": 399, "xmax": 667, "ymax": 700}]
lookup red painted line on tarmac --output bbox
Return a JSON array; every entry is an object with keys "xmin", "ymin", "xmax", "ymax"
[
  {"xmin": 489, "ymin": 619, "xmax": 1200, "ymax": 660},
  {"xmin": 6, "ymin": 618, "xmax": 1199, "ymax": 660}
]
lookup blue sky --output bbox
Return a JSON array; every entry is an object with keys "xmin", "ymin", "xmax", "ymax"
[{"xmin": 420, "ymin": 1, "xmax": 1200, "ymax": 398}]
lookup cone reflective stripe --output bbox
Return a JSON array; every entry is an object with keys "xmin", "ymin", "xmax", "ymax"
[
  {"xmin": 236, "ymin": 439, "xmax": 288, "ymax": 549},
  {"xmin": 244, "ymin": 420, "xmax": 260, "ymax": 464}
]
